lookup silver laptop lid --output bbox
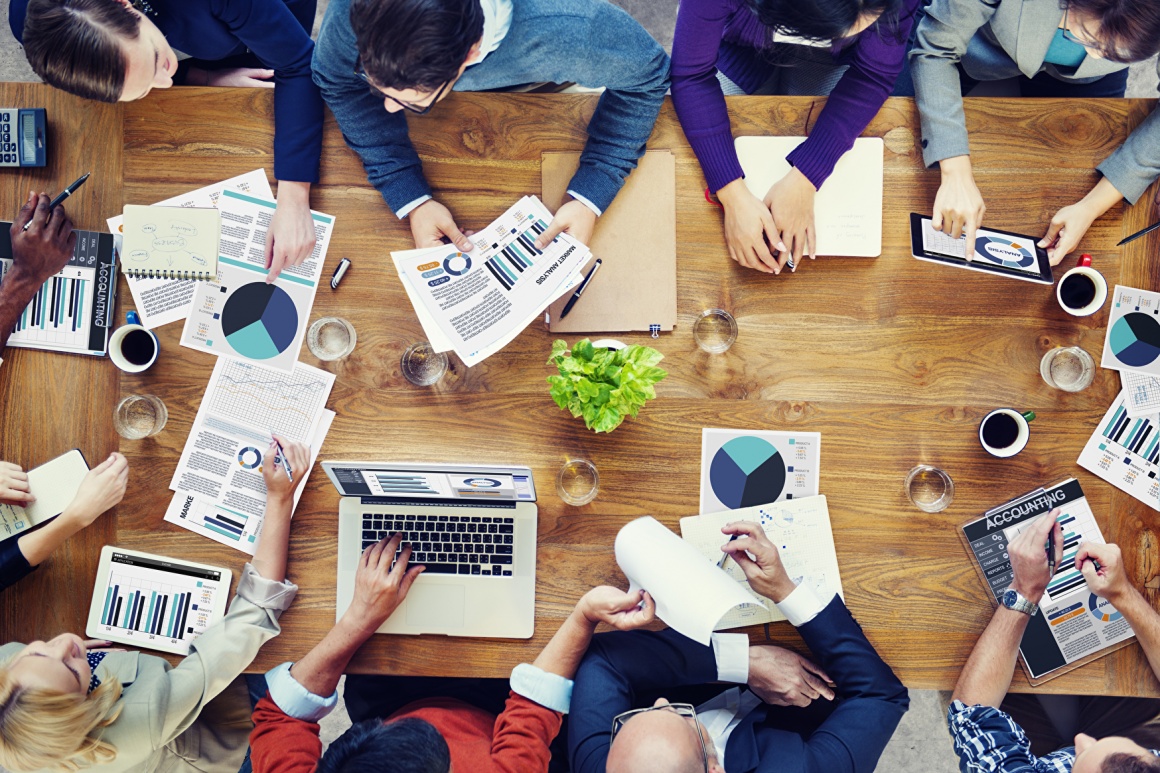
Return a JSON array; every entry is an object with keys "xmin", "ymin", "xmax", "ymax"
[{"xmin": 322, "ymin": 461, "xmax": 537, "ymax": 503}]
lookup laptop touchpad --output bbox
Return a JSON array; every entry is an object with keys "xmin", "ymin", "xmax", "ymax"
[{"xmin": 406, "ymin": 584, "xmax": 466, "ymax": 629}]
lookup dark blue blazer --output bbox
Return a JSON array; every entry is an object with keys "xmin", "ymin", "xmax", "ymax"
[
  {"xmin": 0, "ymin": 535, "xmax": 33, "ymax": 592},
  {"xmin": 569, "ymin": 597, "xmax": 910, "ymax": 773},
  {"xmin": 10, "ymin": 0, "xmax": 322, "ymax": 182}
]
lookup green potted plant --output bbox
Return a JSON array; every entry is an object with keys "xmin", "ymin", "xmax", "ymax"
[{"xmin": 546, "ymin": 338, "xmax": 667, "ymax": 433}]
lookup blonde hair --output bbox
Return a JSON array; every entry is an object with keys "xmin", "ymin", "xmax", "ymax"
[{"xmin": 0, "ymin": 664, "xmax": 123, "ymax": 772}]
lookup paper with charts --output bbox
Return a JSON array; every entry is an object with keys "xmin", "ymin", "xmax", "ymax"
[
  {"xmin": 1122, "ymin": 369, "xmax": 1160, "ymax": 418},
  {"xmin": 1078, "ymin": 389, "xmax": 1160, "ymax": 510},
  {"xmin": 614, "ymin": 516, "xmax": 753, "ymax": 645},
  {"xmin": 1100, "ymin": 285, "xmax": 1160, "ymax": 376},
  {"xmin": 163, "ymin": 357, "xmax": 335, "ymax": 554},
  {"xmin": 180, "ymin": 189, "xmax": 335, "ymax": 372},
  {"xmin": 107, "ymin": 169, "xmax": 274, "ymax": 329},
  {"xmin": 680, "ymin": 496, "xmax": 842, "ymax": 629},
  {"xmin": 700, "ymin": 428, "xmax": 821, "ymax": 513},
  {"xmin": 391, "ymin": 196, "xmax": 589, "ymax": 366},
  {"xmin": 120, "ymin": 205, "xmax": 219, "ymax": 279}
]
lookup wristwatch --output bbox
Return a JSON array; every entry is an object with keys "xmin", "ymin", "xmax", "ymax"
[{"xmin": 1001, "ymin": 587, "xmax": 1038, "ymax": 617}]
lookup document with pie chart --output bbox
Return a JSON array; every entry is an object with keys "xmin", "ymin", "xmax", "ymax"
[
  {"xmin": 699, "ymin": 428, "xmax": 821, "ymax": 513},
  {"xmin": 180, "ymin": 189, "xmax": 336, "ymax": 372},
  {"xmin": 1100, "ymin": 285, "xmax": 1160, "ymax": 377}
]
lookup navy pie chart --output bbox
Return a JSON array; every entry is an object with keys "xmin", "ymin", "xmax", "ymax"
[
  {"xmin": 1109, "ymin": 312, "xmax": 1160, "ymax": 368},
  {"xmin": 709, "ymin": 436, "xmax": 786, "ymax": 509},
  {"xmin": 220, "ymin": 283, "xmax": 298, "ymax": 360}
]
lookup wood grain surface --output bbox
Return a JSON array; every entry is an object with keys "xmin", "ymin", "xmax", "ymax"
[{"xmin": 2, "ymin": 83, "xmax": 1159, "ymax": 695}]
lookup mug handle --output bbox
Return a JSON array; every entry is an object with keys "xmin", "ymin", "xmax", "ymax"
[
  {"xmin": 127, "ymin": 310, "xmax": 141, "ymax": 326},
  {"xmin": 1022, "ymin": 411, "xmax": 1036, "ymax": 422},
  {"xmin": 1077, "ymin": 254, "xmax": 1092, "ymax": 268}
]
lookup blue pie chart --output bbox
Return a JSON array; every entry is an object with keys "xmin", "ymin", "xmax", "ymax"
[
  {"xmin": 1109, "ymin": 312, "xmax": 1160, "ymax": 368},
  {"xmin": 974, "ymin": 235, "xmax": 1036, "ymax": 269},
  {"xmin": 709, "ymin": 436, "xmax": 786, "ymax": 509},
  {"xmin": 221, "ymin": 282, "xmax": 298, "ymax": 360}
]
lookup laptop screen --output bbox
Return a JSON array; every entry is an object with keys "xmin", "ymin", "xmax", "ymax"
[{"xmin": 326, "ymin": 463, "xmax": 536, "ymax": 502}]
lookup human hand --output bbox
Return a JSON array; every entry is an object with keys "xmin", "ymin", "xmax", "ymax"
[
  {"xmin": 747, "ymin": 645, "xmax": 835, "ymax": 707},
  {"xmin": 1007, "ymin": 509, "xmax": 1063, "ymax": 604},
  {"xmin": 344, "ymin": 533, "xmax": 424, "ymax": 634},
  {"xmin": 60, "ymin": 453, "xmax": 128, "ymax": 529},
  {"xmin": 10, "ymin": 191, "xmax": 76, "ymax": 286},
  {"xmin": 933, "ymin": 156, "xmax": 985, "ymax": 260},
  {"xmin": 262, "ymin": 435, "xmax": 310, "ymax": 504},
  {"xmin": 203, "ymin": 67, "xmax": 275, "ymax": 89},
  {"xmin": 576, "ymin": 586, "xmax": 656, "ymax": 630},
  {"xmin": 534, "ymin": 199, "xmax": 596, "ymax": 250},
  {"xmin": 0, "ymin": 462, "xmax": 33, "ymax": 505},
  {"xmin": 717, "ymin": 178, "xmax": 784, "ymax": 274},
  {"xmin": 1038, "ymin": 201, "xmax": 1097, "ymax": 266},
  {"xmin": 265, "ymin": 182, "xmax": 316, "ymax": 282},
  {"xmin": 1077, "ymin": 542, "xmax": 1133, "ymax": 605},
  {"xmin": 764, "ymin": 167, "xmax": 817, "ymax": 272},
  {"xmin": 719, "ymin": 521, "xmax": 795, "ymax": 602},
  {"xmin": 409, "ymin": 200, "xmax": 473, "ymax": 252}
]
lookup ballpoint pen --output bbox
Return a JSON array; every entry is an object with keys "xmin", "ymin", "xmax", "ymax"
[
  {"xmin": 1046, "ymin": 526, "xmax": 1057, "ymax": 577},
  {"xmin": 716, "ymin": 533, "xmax": 741, "ymax": 569},
  {"xmin": 559, "ymin": 258, "xmax": 602, "ymax": 319},
  {"xmin": 272, "ymin": 437, "xmax": 294, "ymax": 483},
  {"xmin": 23, "ymin": 172, "xmax": 90, "ymax": 231},
  {"xmin": 1117, "ymin": 220, "xmax": 1160, "ymax": 247}
]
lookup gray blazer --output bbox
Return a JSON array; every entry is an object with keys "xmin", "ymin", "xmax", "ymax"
[{"xmin": 911, "ymin": 0, "xmax": 1160, "ymax": 203}]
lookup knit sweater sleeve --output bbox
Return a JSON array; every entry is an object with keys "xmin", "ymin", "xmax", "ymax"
[{"xmin": 490, "ymin": 691, "xmax": 563, "ymax": 773}]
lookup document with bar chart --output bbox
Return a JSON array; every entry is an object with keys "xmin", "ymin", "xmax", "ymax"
[
  {"xmin": 0, "ymin": 223, "xmax": 116, "ymax": 356},
  {"xmin": 86, "ymin": 547, "xmax": 231, "ymax": 655},
  {"xmin": 1078, "ymin": 390, "xmax": 1160, "ymax": 510},
  {"xmin": 961, "ymin": 479, "xmax": 1135, "ymax": 684}
]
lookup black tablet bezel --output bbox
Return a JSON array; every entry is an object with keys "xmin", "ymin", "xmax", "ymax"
[{"xmin": 909, "ymin": 213, "xmax": 1053, "ymax": 285}]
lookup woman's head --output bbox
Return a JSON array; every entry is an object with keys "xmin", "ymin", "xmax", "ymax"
[
  {"xmin": 22, "ymin": 0, "xmax": 179, "ymax": 103},
  {"xmin": 0, "ymin": 634, "xmax": 122, "ymax": 772},
  {"xmin": 747, "ymin": 0, "xmax": 905, "ymax": 42},
  {"xmin": 1062, "ymin": 0, "xmax": 1160, "ymax": 63}
]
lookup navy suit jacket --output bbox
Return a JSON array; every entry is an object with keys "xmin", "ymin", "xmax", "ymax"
[
  {"xmin": 10, "ymin": 0, "xmax": 323, "ymax": 182},
  {"xmin": 570, "ymin": 596, "xmax": 910, "ymax": 773}
]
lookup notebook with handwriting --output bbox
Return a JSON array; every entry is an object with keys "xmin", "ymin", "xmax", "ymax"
[{"xmin": 120, "ymin": 205, "xmax": 220, "ymax": 280}]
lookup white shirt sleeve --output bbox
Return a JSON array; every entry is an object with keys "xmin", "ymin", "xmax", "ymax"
[
  {"xmin": 775, "ymin": 585, "xmax": 830, "ymax": 627},
  {"xmin": 566, "ymin": 190, "xmax": 603, "ymax": 217},
  {"xmin": 263, "ymin": 662, "xmax": 339, "ymax": 722},
  {"xmin": 396, "ymin": 194, "xmax": 433, "ymax": 219},
  {"xmin": 509, "ymin": 662, "xmax": 573, "ymax": 714},
  {"xmin": 710, "ymin": 632, "xmax": 749, "ymax": 683}
]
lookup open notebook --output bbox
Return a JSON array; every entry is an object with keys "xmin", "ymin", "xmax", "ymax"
[
  {"xmin": 120, "ymin": 205, "xmax": 220, "ymax": 280},
  {"xmin": 0, "ymin": 449, "xmax": 89, "ymax": 539}
]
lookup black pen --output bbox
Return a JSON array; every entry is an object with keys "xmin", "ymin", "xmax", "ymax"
[
  {"xmin": 1046, "ymin": 527, "xmax": 1057, "ymax": 577},
  {"xmin": 716, "ymin": 533, "xmax": 741, "ymax": 569},
  {"xmin": 1117, "ymin": 220, "xmax": 1160, "ymax": 247},
  {"xmin": 559, "ymin": 258, "xmax": 602, "ymax": 319},
  {"xmin": 23, "ymin": 172, "xmax": 90, "ymax": 231}
]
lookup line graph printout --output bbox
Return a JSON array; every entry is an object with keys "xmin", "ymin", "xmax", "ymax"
[
  {"xmin": 209, "ymin": 358, "xmax": 332, "ymax": 442},
  {"xmin": 1122, "ymin": 370, "xmax": 1160, "ymax": 418}
]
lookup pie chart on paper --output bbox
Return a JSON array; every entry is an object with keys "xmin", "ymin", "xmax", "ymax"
[
  {"xmin": 220, "ymin": 282, "xmax": 298, "ymax": 360},
  {"xmin": 709, "ymin": 436, "xmax": 787, "ymax": 509},
  {"xmin": 1109, "ymin": 312, "xmax": 1160, "ymax": 368}
]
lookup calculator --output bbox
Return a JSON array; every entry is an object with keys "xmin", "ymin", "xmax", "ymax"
[{"xmin": 0, "ymin": 108, "xmax": 46, "ymax": 167}]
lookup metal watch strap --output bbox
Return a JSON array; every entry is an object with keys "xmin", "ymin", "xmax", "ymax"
[{"xmin": 1003, "ymin": 588, "xmax": 1038, "ymax": 617}]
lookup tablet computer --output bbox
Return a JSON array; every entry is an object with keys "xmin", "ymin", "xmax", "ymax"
[
  {"xmin": 87, "ymin": 546, "xmax": 232, "ymax": 655},
  {"xmin": 909, "ymin": 213, "xmax": 1053, "ymax": 285}
]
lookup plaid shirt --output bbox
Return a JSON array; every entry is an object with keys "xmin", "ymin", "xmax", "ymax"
[{"xmin": 947, "ymin": 700, "xmax": 1160, "ymax": 772}]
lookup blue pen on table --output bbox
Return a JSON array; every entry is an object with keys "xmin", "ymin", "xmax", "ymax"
[
  {"xmin": 23, "ymin": 172, "xmax": 90, "ymax": 231},
  {"xmin": 272, "ymin": 435, "xmax": 293, "ymax": 483},
  {"xmin": 559, "ymin": 258, "xmax": 602, "ymax": 319},
  {"xmin": 716, "ymin": 533, "xmax": 741, "ymax": 569}
]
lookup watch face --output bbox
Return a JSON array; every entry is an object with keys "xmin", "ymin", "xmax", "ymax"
[{"xmin": 1002, "ymin": 589, "xmax": 1018, "ymax": 608}]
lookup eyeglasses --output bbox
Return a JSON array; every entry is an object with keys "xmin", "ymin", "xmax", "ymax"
[
  {"xmin": 1060, "ymin": 6, "xmax": 1128, "ymax": 60},
  {"xmin": 610, "ymin": 703, "xmax": 710, "ymax": 773},
  {"xmin": 354, "ymin": 57, "xmax": 451, "ymax": 115}
]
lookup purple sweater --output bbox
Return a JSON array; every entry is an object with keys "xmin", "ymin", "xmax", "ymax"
[{"xmin": 672, "ymin": 0, "xmax": 918, "ymax": 193}]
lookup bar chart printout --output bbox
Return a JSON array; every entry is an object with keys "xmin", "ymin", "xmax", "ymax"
[{"xmin": 1077, "ymin": 389, "xmax": 1160, "ymax": 510}]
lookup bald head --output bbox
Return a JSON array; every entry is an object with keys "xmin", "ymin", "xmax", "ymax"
[{"xmin": 607, "ymin": 707, "xmax": 709, "ymax": 773}]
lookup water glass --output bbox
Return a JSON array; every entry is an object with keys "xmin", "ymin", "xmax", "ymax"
[
  {"xmin": 905, "ymin": 465, "xmax": 954, "ymax": 513},
  {"xmin": 114, "ymin": 394, "xmax": 168, "ymax": 439},
  {"xmin": 694, "ymin": 309, "xmax": 738, "ymax": 353},
  {"xmin": 307, "ymin": 317, "xmax": 357, "ymax": 361},
  {"xmin": 401, "ymin": 342, "xmax": 448, "ymax": 386},
  {"xmin": 1040, "ymin": 346, "xmax": 1095, "ymax": 392},
  {"xmin": 557, "ymin": 458, "xmax": 599, "ymax": 506}
]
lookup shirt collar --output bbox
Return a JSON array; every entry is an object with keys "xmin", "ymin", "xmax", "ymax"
[{"xmin": 469, "ymin": 0, "xmax": 513, "ymax": 65}]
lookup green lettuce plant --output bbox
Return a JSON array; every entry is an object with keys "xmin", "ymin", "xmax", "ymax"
[{"xmin": 546, "ymin": 339, "xmax": 667, "ymax": 433}]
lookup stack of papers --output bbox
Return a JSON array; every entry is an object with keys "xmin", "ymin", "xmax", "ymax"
[{"xmin": 392, "ymin": 196, "xmax": 591, "ymax": 366}]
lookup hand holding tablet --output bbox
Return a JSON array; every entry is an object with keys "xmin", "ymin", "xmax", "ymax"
[{"xmin": 910, "ymin": 213, "xmax": 1054, "ymax": 285}]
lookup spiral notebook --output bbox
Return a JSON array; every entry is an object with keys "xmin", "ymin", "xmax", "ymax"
[{"xmin": 120, "ymin": 205, "xmax": 220, "ymax": 280}]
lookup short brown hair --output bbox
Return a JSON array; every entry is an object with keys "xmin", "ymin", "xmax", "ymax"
[
  {"xmin": 1064, "ymin": 0, "xmax": 1160, "ymax": 63},
  {"xmin": 1102, "ymin": 753, "xmax": 1160, "ymax": 773},
  {"xmin": 22, "ymin": 0, "xmax": 141, "ymax": 103}
]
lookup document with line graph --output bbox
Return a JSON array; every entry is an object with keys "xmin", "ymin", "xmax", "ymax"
[{"xmin": 163, "ymin": 356, "xmax": 335, "ymax": 553}]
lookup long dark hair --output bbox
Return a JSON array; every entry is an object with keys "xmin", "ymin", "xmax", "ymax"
[
  {"xmin": 746, "ymin": 0, "xmax": 906, "ymax": 42},
  {"xmin": 1064, "ymin": 0, "xmax": 1160, "ymax": 63},
  {"xmin": 22, "ymin": 0, "xmax": 141, "ymax": 103},
  {"xmin": 350, "ymin": 0, "xmax": 485, "ymax": 91}
]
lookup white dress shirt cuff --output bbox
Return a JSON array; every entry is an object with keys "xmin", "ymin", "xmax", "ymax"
[
  {"xmin": 396, "ymin": 195, "xmax": 433, "ymax": 219},
  {"xmin": 711, "ymin": 632, "xmax": 749, "ymax": 683},
  {"xmin": 566, "ymin": 190, "xmax": 603, "ymax": 217},
  {"xmin": 775, "ymin": 585, "xmax": 829, "ymax": 627},
  {"xmin": 510, "ymin": 662, "xmax": 573, "ymax": 714},
  {"xmin": 264, "ymin": 662, "xmax": 338, "ymax": 722}
]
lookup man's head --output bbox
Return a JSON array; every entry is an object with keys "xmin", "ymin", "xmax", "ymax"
[
  {"xmin": 317, "ymin": 717, "xmax": 451, "ymax": 773},
  {"xmin": 1073, "ymin": 733, "xmax": 1160, "ymax": 773},
  {"xmin": 349, "ymin": 0, "xmax": 483, "ymax": 114},
  {"xmin": 606, "ymin": 698, "xmax": 723, "ymax": 773}
]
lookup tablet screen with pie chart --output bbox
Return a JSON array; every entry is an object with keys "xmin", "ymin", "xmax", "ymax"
[
  {"xmin": 909, "ymin": 213, "xmax": 1052, "ymax": 284},
  {"xmin": 1101, "ymin": 285, "xmax": 1160, "ymax": 376},
  {"xmin": 699, "ymin": 428, "xmax": 821, "ymax": 513}
]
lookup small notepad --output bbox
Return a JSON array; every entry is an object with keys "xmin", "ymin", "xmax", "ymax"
[
  {"xmin": 120, "ymin": 205, "xmax": 220, "ymax": 280},
  {"xmin": 0, "ymin": 449, "xmax": 90, "ymax": 540}
]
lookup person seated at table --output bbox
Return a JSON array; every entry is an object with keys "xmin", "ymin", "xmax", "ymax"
[
  {"xmin": 569, "ymin": 520, "xmax": 910, "ymax": 773},
  {"xmin": 948, "ymin": 509, "xmax": 1160, "ymax": 772},
  {"xmin": 673, "ymin": 0, "xmax": 919, "ymax": 276},
  {"xmin": 249, "ymin": 535, "xmax": 657, "ymax": 773},
  {"xmin": 310, "ymin": 0, "xmax": 669, "ymax": 253},
  {"xmin": 0, "ymin": 437, "xmax": 309, "ymax": 773},
  {"xmin": 0, "ymin": 452, "xmax": 127, "ymax": 592},
  {"xmin": 909, "ymin": 0, "xmax": 1160, "ymax": 263},
  {"xmin": 12, "ymin": 0, "xmax": 323, "ymax": 280}
]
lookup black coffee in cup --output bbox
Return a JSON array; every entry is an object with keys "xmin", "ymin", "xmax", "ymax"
[
  {"xmin": 1060, "ymin": 273, "xmax": 1097, "ymax": 310},
  {"xmin": 981, "ymin": 412, "xmax": 1019, "ymax": 449},
  {"xmin": 121, "ymin": 329, "xmax": 157, "ymax": 366}
]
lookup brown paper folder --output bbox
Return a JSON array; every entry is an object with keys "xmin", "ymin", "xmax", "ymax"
[{"xmin": 542, "ymin": 150, "xmax": 677, "ymax": 334}]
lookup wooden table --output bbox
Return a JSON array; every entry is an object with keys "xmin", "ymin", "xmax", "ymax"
[{"xmin": 2, "ymin": 83, "xmax": 1159, "ymax": 696}]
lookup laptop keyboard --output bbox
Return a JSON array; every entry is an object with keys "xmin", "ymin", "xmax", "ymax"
[{"xmin": 361, "ymin": 513, "xmax": 516, "ymax": 577}]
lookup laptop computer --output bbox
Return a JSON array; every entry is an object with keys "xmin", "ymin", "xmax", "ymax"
[{"xmin": 325, "ymin": 461, "xmax": 538, "ymax": 638}]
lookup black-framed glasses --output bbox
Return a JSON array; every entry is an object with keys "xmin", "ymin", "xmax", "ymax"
[
  {"xmin": 1060, "ymin": 6, "xmax": 1127, "ymax": 60},
  {"xmin": 354, "ymin": 56, "xmax": 450, "ymax": 115},
  {"xmin": 610, "ymin": 703, "xmax": 710, "ymax": 773}
]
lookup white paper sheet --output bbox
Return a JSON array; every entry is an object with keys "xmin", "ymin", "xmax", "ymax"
[
  {"xmin": 1077, "ymin": 390, "xmax": 1160, "ymax": 510},
  {"xmin": 700, "ymin": 428, "xmax": 821, "ymax": 513},
  {"xmin": 1101, "ymin": 285, "xmax": 1160, "ymax": 376}
]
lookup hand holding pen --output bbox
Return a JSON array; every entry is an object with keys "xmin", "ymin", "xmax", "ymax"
[
  {"xmin": 22, "ymin": 172, "xmax": 89, "ymax": 232},
  {"xmin": 263, "ymin": 434, "xmax": 309, "ymax": 500},
  {"xmin": 1075, "ymin": 542, "xmax": 1129, "ymax": 604}
]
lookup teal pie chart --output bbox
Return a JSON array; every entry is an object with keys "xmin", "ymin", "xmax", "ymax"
[
  {"xmin": 1109, "ymin": 312, "xmax": 1160, "ymax": 368},
  {"xmin": 973, "ymin": 235, "xmax": 1035, "ymax": 269},
  {"xmin": 221, "ymin": 283, "xmax": 298, "ymax": 360},
  {"xmin": 709, "ymin": 436, "xmax": 787, "ymax": 509}
]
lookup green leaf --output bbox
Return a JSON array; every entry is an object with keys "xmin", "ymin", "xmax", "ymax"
[
  {"xmin": 547, "ymin": 339, "xmax": 569, "ymax": 365},
  {"xmin": 548, "ymin": 339, "xmax": 667, "ymax": 432}
]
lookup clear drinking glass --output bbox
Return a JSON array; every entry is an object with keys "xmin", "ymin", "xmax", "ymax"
[
  {"xmin": 905, "ymin": 465, "xmax": 954, "ymax": 513},
  {"xmin": 114, "ymin": 394, "xmax": 168, "ymax": 439},
  {"xmin": 307, "ymin": 317, "xmax": 357, "ymax": 361},
  {"xmin": 694, "ymin": 309, "xmax": 738, "ymax": 354},
  {"xmin": 1040, "ymin": 346, "xmax": 1095, "ymax": 392},
  {"xmin": 401, "ymin": 342, "xmax": 448, "ymax": 386},
  {"xmin": 557, "ymin": 458, "xmax": 599, "ymax": 506}
]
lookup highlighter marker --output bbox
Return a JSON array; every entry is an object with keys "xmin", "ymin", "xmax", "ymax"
[{"xmin": 330, "ymin": 258, "xmax": 351, "ymax": 289}]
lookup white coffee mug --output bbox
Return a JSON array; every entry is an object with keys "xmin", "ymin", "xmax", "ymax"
[
  {"xmin": 1056, "ymin": 254, "xmax": 1108, "ymax": 317},
  {"xmin": 979, "ymin": 409, "xmax": 1035, "ymax": 458},
  {"xmin": 109, "ymin": 311, "xmax": 159, "ymax": 373}
]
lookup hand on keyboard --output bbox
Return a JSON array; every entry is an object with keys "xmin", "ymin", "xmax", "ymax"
[{"xmin": 344, "ymin": 533, "xmax": 425, "ymax": 634}]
